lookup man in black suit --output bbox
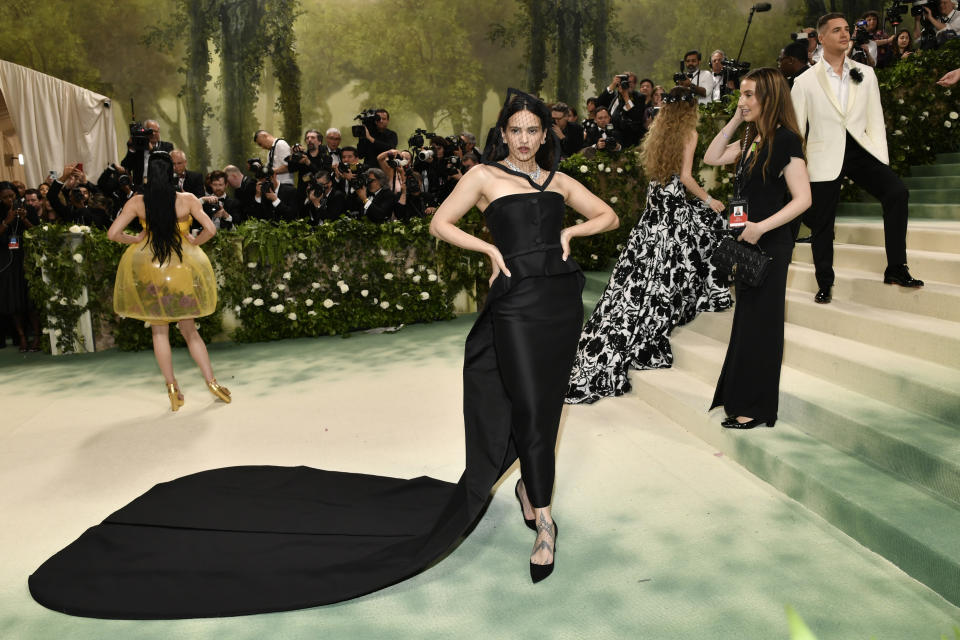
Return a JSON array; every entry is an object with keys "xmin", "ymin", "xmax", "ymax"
[
  {"xmin": 304, "ymin": 171, "xmax": 347, "ymax": 224},
  {"xmin": 171, "ymin": 150, "xmax": 205, "ymax": 198},
  {"xmin": 551, "ymin": 102, "xmax": 584, "ymax": 159},
  {"xmin": 356, "ymin": 168, "xmax": 395, "ymax": 223},
  {"xmin": 597, "ymin": 72, "xmax": 646, "ymax": 147},
  {"xmin": 120, "ymin": 119, "xmax": 174, "ymax": 188},
  {"xmin": 357, "ymin": 109, "xmax": 398, "ymax": 168},
  {"xmin": 199, "ymin": 170, "xmax": 244, "ymax": 229},
  {"xmin": 248, "ymin": 174, "xmax": 297, "ymax": 222},
  {"xmin": 48, "ymin": 164, "xmax": 109, "ymax": 228},
  {"xmin": 779, "ymin": 40, "xmax": 812, "ymax": 88}
]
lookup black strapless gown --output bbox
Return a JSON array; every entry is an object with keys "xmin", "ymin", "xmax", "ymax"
[{"xmin": 28, "ymin": 189, "xmax": 583, "ymax": 619}]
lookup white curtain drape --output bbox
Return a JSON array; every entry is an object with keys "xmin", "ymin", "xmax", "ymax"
[{"xmin": 0, "ymin": 59, "xmax": 117, "ymax": 187}]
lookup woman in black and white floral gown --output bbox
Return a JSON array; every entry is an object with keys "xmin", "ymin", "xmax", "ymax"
[{"xmin": 566, "ymin": 87, "xmax": 732, "ymax": 404}]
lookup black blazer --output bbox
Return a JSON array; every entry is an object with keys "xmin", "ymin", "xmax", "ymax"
[
  {"xmin": 121, "ymin": 141, "xmax": 174, "ymax": 186},
  {"xmin": 177, "ymin": 171, "xmax": 205, "ymax": 198},
  {"xmin": 364, "ymin": 188, "xmax": 396, "ymax": 223}
]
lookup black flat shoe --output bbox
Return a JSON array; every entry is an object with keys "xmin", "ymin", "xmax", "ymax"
[
  {"xmin": 883, "ymin": 265, "xmax": 923, "ymax": 288},
  {"xmin": 814, "ymin": 288, "xmax": 832, "ymax": 304},
  {"xmin": 515, "ymin": 479, "xmax": 536, "ymax": 531},
  {"xmin": 530, "ymin": 521, "xmax": 558, "ymax": 584},
  {"xmin": 721, "ymin": 416, "xmax": 775, "ymax": 429}
]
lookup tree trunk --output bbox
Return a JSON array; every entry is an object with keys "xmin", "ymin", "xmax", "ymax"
[
  {"xmin": 587, "ymin": 0, "xmax": 610, "ymax": 95},
  {"xmin": 555, "ymin": 0, "xmax": 582, "ymax": 106},
  {"xmin": 525, "ymin": 0, "xmax": 549, "ymax": 94},
  {"xmin": 219, "ymin": 0, "xmax": 266, "ymax": 164},
  {"xmin": 183, "ymin": 0, "xmax": 213, "ymax": 171},
  {"xmin": 268, "ymin": 0, "xmax": 302, "ymax": 143}
]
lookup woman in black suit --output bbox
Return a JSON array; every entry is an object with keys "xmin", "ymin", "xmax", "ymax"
[{"xmin": 702, "ymin": 67, "xmax": 812, "ymax": 428}]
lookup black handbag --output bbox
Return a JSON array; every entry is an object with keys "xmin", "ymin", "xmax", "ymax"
[{"xmin": 711, "ymin": 234, "xmax": 772, "ymax": 288}]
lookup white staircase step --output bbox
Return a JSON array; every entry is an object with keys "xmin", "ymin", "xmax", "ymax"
[
  {"xmin": 792, "ymin": 242, "xmax": 960, "ymax": 286},
  {"xmin": 834, "ymin": 219, "xmax": 960, "ymax": 255}
]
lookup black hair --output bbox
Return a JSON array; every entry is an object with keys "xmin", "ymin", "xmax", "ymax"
[
  {"xmin": 639, "ymin": 77, "xmax": 654, "ymax": 87},
  {"xmin": 684, "ymin": 50, "xmax": 702, "ymax": 60},
  {"xmin": 253, "ymin": 129, "xmax": 267, "ymax": 143},
  {"xmin": 484, "ymin": 92, "xmax": 558, "ymax": 169},
  {"xmin": 143, "ymin": 152, "xmax": 182, "ymax": 266},
  {"xmin": 818, "ymin": 12, "xmax": 847, "ymax": 31},
  {"xmin": 340, "ymin": 145, "xmax": 358, "ymax": 156},
  {"xmin": 783, "ymin": 40, "xmax": 809, "ymax": 62}
]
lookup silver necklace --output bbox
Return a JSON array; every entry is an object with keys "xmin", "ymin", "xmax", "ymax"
[{"xmin": 504, "ymin": 159, "xmax": 541, "ymax": 181}]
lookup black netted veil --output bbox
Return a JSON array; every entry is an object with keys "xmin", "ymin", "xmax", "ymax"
[{"xmin": 482, "ymin": 88, "xmax": 560, "ymax": 183}]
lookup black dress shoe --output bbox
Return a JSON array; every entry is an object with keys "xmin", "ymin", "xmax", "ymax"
[
  {"xmin": 721, "ymin": 416, "xmax": 775, "ymax": 429},
  {"xmin": 796, "ymin": 235, "xmax": 812, "ymax": 243},
  {"xmin": 814, "ymin": 288, "xmax": 832, "ymax": 304},
  {"xmin": 883, "ymin": 265, "xmax": 924, "ymax": 288},
  {"xmin": 514, "ymin": 479, "xmax": 536, "ymax": 531}
]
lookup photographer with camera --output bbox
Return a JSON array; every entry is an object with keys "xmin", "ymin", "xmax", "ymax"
[
  {"xmin": 597, "ymin": 72, "xmax": 646, "ymax": 145},
  {"xmin": 355, "ymin": 108, "xmax": 399, "ymax": 168},
  {"xmin": 583, "ymin": 107, "xmax": 623, "ymax": 154},
  {"xmin": 224, "ymin": 165, "xmax": 256, "ymax": 219},
  {"xmin": 303, "ymin": 170, "xmax": 347, "ymax": 224},
  {"xmin": 860, "ymin": 11, "xmax": 896, "ymax": 67},
  {"xmin": 253, "ymin": 129, "xmax": 297, "ymax": 201},
  {"xmin": 48, "ymin": 164, "xmax": 108, "ymax": 228},
  {"xmin": 354, "ymin": 168, "xmax": 395, "ymax": 223},
  {"xmin": 779, "ymin": 40, "xmax": 813, "ymax": 87},
  {"xmin": 290, "ymin": 129, "xmax": 336, "ymax": 203},
  {"xmin": 551, "ymin": 102, "xmax": 586, "ymax": 159},
  {"xmin": 676, "ymin": 51, "xmax": 716, "ymax": 104},
  {"xmin": 915, "ymin": 0, "xmax": 960, "ymax": 41},
  {"xmin": 0, "ymin": 182, "xmax": 42, "ymax": 352},
  {"xmin": 848, "ymin": 15, "xmax": 879, "ymax": 65},
  {"xmin": 376, "ymin": 149, "xmax": 415, "ymax": 193},
  {"xmin": 97, "ymin": 163, "xmax": 136, "ymax": 219},
  {"xmin": 416, "ymin": 136, "xmax": 459, "ymax": 210},
  {"xmin": 392, "ymin": 164, "xmax": 426, "ymax": 222},
  {"xmin": 249, "ymin": 173, "xmax": 297, "ymax": 223},
  {"xmin": 120, "ymin": 119, "xmax": 173, "ymax": 187},
  {"xmin": 457, "ymin": 132, "xmax": 477, "ymax": 159},
  {"xmin": 332, "ymin": 146, "xmax": 365, "ymax": 198},
  {"xmin": 170, "ymin": 150, "xmax": 205, "ymax": 198},
  {"xmin": 197, "ymin": 170, "xmax": 243, "ymax": 230}
]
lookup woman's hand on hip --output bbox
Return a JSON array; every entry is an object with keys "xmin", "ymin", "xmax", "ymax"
[
  {"xmin": 487, "ymin": 245, "xmax": 511, "ymax": 286},
  {"xmin": 560, "ymin": 227, "xmax": 573, "ymax": 261}
]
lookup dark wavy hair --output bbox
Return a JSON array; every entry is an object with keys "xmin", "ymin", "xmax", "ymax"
[
  {"xmin": 143, "ymin": 152, "xmax": 182, "ymax": 266},
  {"xmin": 483, "ymin": 92, "xmax": 558, "ymax": 170}
]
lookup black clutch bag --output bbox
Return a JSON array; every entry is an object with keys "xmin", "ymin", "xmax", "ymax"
[{"xmin": 711, "ymin": 234, "xmax": 772, "ymax": 288}]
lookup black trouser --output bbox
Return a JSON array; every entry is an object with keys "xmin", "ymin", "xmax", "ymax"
[{"xmin": 803, "ymin": 133, "xmax": 909, "ymax": 290}]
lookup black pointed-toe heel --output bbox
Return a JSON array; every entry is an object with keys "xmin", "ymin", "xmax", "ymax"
[
  {"xmin": 515, "ymin": 479, "xmax": 536, "ymax": 531},
  {"xmin": 721, "ymin": 416, "xmax": 774, "ymax": 429},
  {"xmin": 530, "ymin": 521, "xmax": 558, "ymax": 584}
]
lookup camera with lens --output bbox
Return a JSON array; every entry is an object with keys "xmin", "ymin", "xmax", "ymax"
[
  {"xmin": 722, "ymin": 58, "xmax": 751, "ymax": 78},
  {"xmin": 405, "ymin": 173, "xmax": 421, "ymax": 195},
  {"xmin": 407, "ymin": 128, "xmax": 435, "ymax": 149},
  {"xmin": 386, "ymin": 151, "xmax": 409, "ymax": 168},
  {"xmin": 906, "ymin": 0, "xmax": 940, "ymax": 18},
  {"xmin": 445, "ymin": 135, "xmax": 465, "ymax": 151},
  {"xmin": 852, "ymin": 20, "xmax": 873, "ymax": 46},
  {"xmin": 247, "ymin": 158, "xmax": 274, "ymax": 181},
  {"xmin": 129, "ymin": 121, "xmax": 152, "ymax": 151},
  {"xmin": 790, "ymin": 31, "xmax": 814, "ymax": 41},
  {"xmin": 444, "ymin": 155, "xmax": 462, "ymax": 177},
  {"xmin": 202, "ymin": 198, "xmax": 221, "ymax": 217},
  {"xmin": 339, "ymin": 161, "xmax": 364, "ymax": 176},
  {"xmin": 617, "ymin": 74, "xmax": 630, "ymax": 89},
  {"xmin": 416, "ymin": 148, "xmax": 435, "ymax": 162},
  {"xmin": 673, "ymin": 71, "xmax": 694, "ymax": 84},
  {"xmin": 887, "ymin": 1, "xmax": 908, "ymax": 26},
  {"xmin": 285, "ymin": 143, "xmax": 306, "ymax": 167},
  {"xmin": 351, "ymin": 109, "xmax": 380, "ymax": 138},
  {"xmin": 308, "ymin": 174, "xmax": 328, "ymax": 198}
]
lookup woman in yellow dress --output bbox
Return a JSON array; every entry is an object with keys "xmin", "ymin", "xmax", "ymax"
[{"xmin": 108, "ymin": 151, "xmax": 231, "ymax": 411}]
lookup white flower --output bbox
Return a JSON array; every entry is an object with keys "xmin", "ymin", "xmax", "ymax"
[
  {"xmin": 143, "ymin": 321, "xmax": 151, "ymax": 328},
  {"xmin": 72, "ymin": 253, "xmax": 83, "ymax": 264},
  {"xmin": 590, "ymin": 254, "xmax": 598, "ymax": 260},
  {"xmin": 922, "ymin": 111, "xmax": 929, "ymax": 116},
  {"xmin": 247, "ymin": 262, "xmax": 257, "ymax": 268},
  {"xmin": 49, "ymin": 295, "xmax": 58, "ymax": 302},
  {"xmin": 609, "ymin": 196, "xmax": 618, "ymax": 204},
  {"xmin": 305, "ymin": 299, "xmax": 314, "ymax": 306},
  {"xmin": 900, "ymin": 115, "xmax": 908, "ymax": 121},
  {"xmin": 276, "ymin": 283, "xmax": 286, "ymax": 291},
  {"xmin": 898, "ymin": 98, "xmax": 904, "ymax": 104},
  {"xmin": 380, "ymin": 301, "xmax": 390, "ymax": 309},
  {"xmin": 287, "ymin": 312, "xmax": 297, "ymax": 321},
  {"xmin": 331, "ymin": 264, "xmax": 340, "ymax": 272},
  {"xmin": 722, "ymin": 177, "xmax": 730, "ymax": 184},
  {"xmin": 428, "ymin": 274, "xmax": 437, "ymax": 282},
  {"xmin": 308, "ymin": 310, "xmax": 317, "ymax": 316},
  {"xmin": 297, "ymin": 252, "xmax": 307, "ymax": 260},
  {"xmin": 361, "ymin": 289, "xmax": 369, "ymax": 297},
  {"xmin": 412, "ymin": 275, "xmax": 421, "ymax": 283},
  {"xmin": 949, "ymin": 111, "xmax": 959, "ymax": 120},
  {"xmin": 242, "ymin": 297, "xmax": 253, "ymax": 305},
  {"xmin": 253, "ymin": 298, "xmax": 264, "ymax": 306},
  {"xmin": 405, "ymin": 267, "xmax": 414, "ymax": 275},
  {"xmin": 579, "ymin": 165, "xmax": 588, "ymax": 174},
  {"xmin": 396, "ymin": 304, "xmax": 403, "ymax": 310},
  {"xmin": 54, "ymin": 329, "xmax": 62, "ymax": 337},
  {"xmin": 384, "ymin": 273, "xmax": 394, "ymax": 280},
  {"xmin": 79, "ymin": 225, "xmax": 90, "ymax": 233},
  {"xmin": 339, "ymin": 283, "xmax": 349, "ymax": 293},
  {"xmin": 420, "ymin": 291, "xmax": 430, "ymax": 300},
  {"xmin": 234, "ymin": 305, "xmax": 241, "ymax": 313},
  {"xmin": 361, "ymin": 274, "xmax": 369, "ymax": 280},
  {"xmin": 894, "ymin": 130, "xmax": 902, "ymax": 136},
  {"xmin": 575, "ymin": 218, "xmax": 584, "ymax": 224},
  {"xmin": 323, "ymin": 299, "xmax": 334, "ymax": 308},
  {"xmin": 59, "ymin": 297, "xmax": 68, "ymax": 306},
  {"xmin": 282, "ymin": 271, "xmax": 291, "ymax": 280},
  {"xmin": 68, "ymin": 225, "xmax": 82, "ymax": 233},
  {"xmin": 42, "ymin": 225, "xmax": 49, "ymax": 231},
  {"xmin": 947, "ymin": 121, "xmax": 953, "ymax": 128},
  {"xmin": 597, "ymin": 163, "xmax": 605, "ymax": 171},
  {"xmin": 945, "ymin": 89, "xmax": 952, "ymax": 96},
  {"xmin": 604, "ymin": 167, "xmax": 611, "ymax": 173},
  {"xmin": 616, "ymin": 167, "xmax": 623, "ymax": 174},
  {"xmin": 271, "ymin": 292, "xmax": 279, "ymax": 299},
  {"xmin": 379, "ymin": 249, "xmax": 388, "ymax": 256},
  {"xmin": 251, "ymin": 283, "xmax": 262, "ymax": 290},
  {"xmin": 311, "ymin": 282, "xmax": 321, "ymax": 289}
]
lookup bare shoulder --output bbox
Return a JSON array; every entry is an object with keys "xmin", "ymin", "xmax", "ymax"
[{"xmin": 176, "ymin": 191, "xmax": 200, "ymax": 203}]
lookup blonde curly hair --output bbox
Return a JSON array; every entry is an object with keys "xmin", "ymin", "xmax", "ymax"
[{"xmin": 639, "ymin": 87, "xmax": 699, "ymax": 184}]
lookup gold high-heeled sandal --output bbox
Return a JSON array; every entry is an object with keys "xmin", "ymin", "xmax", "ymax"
[
  {"xmin": 206, "ymin": 379, "xmax": 232, "ymax": 403},
  {"xmin": 166, "ymin": 382, "xmax": 184, "ymax": 411}
]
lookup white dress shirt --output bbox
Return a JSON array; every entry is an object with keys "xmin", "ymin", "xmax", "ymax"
[
  {"xmin": 824, "ymin": 57, "xmax": 852, "ymax": 111},
  {"xmin": 691, "ymin": 69, "xmax": 716, "ymax": 104}
]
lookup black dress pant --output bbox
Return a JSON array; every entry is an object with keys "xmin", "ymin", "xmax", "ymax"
[{"xmin": 803, "ymin": 133, "xmax": 909, "ymax": 289}]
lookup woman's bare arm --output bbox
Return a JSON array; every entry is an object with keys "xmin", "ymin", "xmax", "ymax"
[{"xmin": 107, "ymin": 196, "xmax": 145, "ymax": 244}]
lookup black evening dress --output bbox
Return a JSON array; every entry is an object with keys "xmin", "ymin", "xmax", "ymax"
[
  {"xmin": 566, "ymin": 174, "xmax": 732, "ymax": 404},
  {"xmin": 0, "ymin": 213, "xmax": 38, "ymax": 316},
  {"xmin": 28, "ymin": 165, "xmax": 583, "ymax": 619},
  {"xmin": 710, "ymin": 128, "xmax": 805, "ymax": 424}
]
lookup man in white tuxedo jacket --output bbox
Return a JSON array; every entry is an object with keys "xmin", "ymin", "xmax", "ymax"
[{"xmin": 792, "ymin": 13, "xmax": 923, "ymax": 304}]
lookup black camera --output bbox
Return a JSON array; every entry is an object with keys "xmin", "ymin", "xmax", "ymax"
[
  {"xmin": 308, "ymin": 175, "xmax": 328, "ymax": 197},
  {"xmin": 407, "ymin": 128, "xmax": 435, "ymax": 149},
  {"xmin": 790, "ymin": 31, "xmax": 814, "ymax": 41},
  {"xmin": 129, "ymin": 121, "xmax": 152, "ymax": 151},
  {"xmin": 351, "ymin": 109, "xmax": 380, "ymax": 138},
  {"xmin": 445, "ymin": 135, "xmax": 464, "ymax": 151},
  {"xmin": 285, "ymin": 143, "xmax": 306, "ymax": 167},
  {"xmin": 405, "ymin": 173, "xmax": 421, "ymax": 195},
  {"xmin": 852, "ymin": 20, "xmax": 873, "ymax": 46},
  {"xmin": 673, "ymin": 71, "xmax": 694, "ymax": 84},
  {"xmin": 722, "ymin": 58, "xmax": 751, "ymax": 76},
  {"xmin": 339, "ymin": 161, "xmax": 364, "ymax": 175},
  {"xmin": 202, "ymin": 198, "xmax": 221, "ymax": 217},
  {"xmin": 907, "ymin": 0, "xmax": 940, "ymax": 17},
  {"xmin": 247, "ymin": 158, "xmax": 274, "ymax": 181},
  {"xmin": 444, "ymin": 155, "xmax": 462, "ymax": 176},
  {"xmin": 386, "ymin": 151, "xmax": 409, "ymax": 168},
  {"xmin": 617, "ymin": 74, "xmax": 631, "ymax": 89}
]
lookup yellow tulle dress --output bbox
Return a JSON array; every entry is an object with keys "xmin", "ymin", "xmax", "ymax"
[{"xmin": 113, "ymin": 220, "xmax": 217, "ymax": 322}]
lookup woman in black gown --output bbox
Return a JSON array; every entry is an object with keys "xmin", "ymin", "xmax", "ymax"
[
  {"xmin": 28, "ymin": 91, "xmax": 617, "ymax": 618},
  {"xmin": 703, "ymin": 68, "xmax": 812, "ymax": 428},
  {"xmin": 430, "ymin": 90, "xmax": 618, "ymax": 580}
]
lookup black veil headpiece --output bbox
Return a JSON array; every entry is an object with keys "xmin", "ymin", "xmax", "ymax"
[{"xmin": 482, "ymin": 88, "xmax": 560, "ymax": 188}]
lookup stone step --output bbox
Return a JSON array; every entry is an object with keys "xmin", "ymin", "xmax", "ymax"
[
  {"xmin": 787, "ymin": 262, "xmax": 960, "ymax": 323},
  {"xmin": 909, "ymin": 188, "xmax": 960, "ymax": 204},
  {"xmin": 792, "ymin": 242, "xmax": 960, "ymax": 285},
  {"xmin": 902, "ymin": 176, "xmax": 960, "ymax": 189},
  {"xmin": 780, "ymin": 288, "xmax": 960, "ymax": 369},
  {"xmin": 836, "ymin": 202, "xmax": 960, "ymax": 220},
  {"xmin": 669, "ymin": 326, "xmax": 960, "ymax": 505},
  {"xmin": 834, "ymin": 219, "xmax": 960, "ymax": 255},
  {"xmin": 912, "ymin": 163, "xmax": 960, "ymax": 177},
  {"xmin": 688, "ymin": 309, "xmax": 960, "ymax": 425},
  {"xmin": 630, "ymin": 364, "xmax": 960, "ymax": 608},
  {"xmin": 937, "ymin": 152, "xmax": 960, "ymax": 163}
]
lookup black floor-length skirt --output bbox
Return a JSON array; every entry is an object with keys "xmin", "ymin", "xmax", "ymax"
[
  {"xmin": 710, "ymin": 243, "xmax": 793, "ymax": 423},
  {"xmin": 28, "ymin": 271, "xmax": 583, "ymax": 619}
]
